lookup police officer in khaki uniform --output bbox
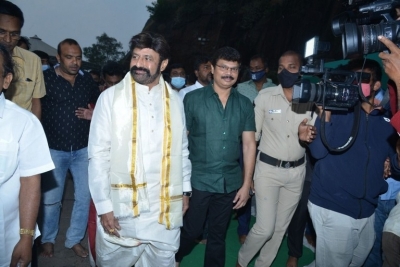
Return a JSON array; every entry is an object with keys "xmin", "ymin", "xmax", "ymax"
[{"xmin": 237, "ymin": 51, "xmax": 314, "ymax": 267}]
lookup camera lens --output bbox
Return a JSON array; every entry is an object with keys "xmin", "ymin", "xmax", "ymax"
[
  {"xmin": 342, "ymin": 21, "xmax": 400, "ymax": 58},
  {"xmin": 292, "ymin": 79, "xmax": 359, "ymax": 109},
  {"xmin": 293, "ymin": 80, "xmax": 325, "ymax": 104},
  {"xmin": 332, "ymin": 14, "xmax": 348, "ymax": 37},
  {"xmin": 331, "ymin": 11, "xmax": 362, "ymax": 37},
  {"xmin": 342, "ymin": 23, "xmax": 359, "ymax": 58}
]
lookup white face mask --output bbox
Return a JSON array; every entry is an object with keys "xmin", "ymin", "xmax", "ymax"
[{"xmin": 42, "ymin": 65, "xmax": 50, "ymax": 71}]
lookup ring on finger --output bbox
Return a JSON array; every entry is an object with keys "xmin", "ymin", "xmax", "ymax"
[{"xmin": 109, "ymin": 228, "xmax": 115, "ymax": 233}]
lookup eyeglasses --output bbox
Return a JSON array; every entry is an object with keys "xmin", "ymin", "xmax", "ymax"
[
  {"xmin": 0, "ymin": 30, "xmax": 21, "ymax": 40},
  {"xmin": 215, "ymin": 64, "xmax": 240, "ymax": 73}
]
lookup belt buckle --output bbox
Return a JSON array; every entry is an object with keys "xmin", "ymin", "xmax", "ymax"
[{"xmin": 279, "ymin": 160, "xmax": 291, "ymax": 168}]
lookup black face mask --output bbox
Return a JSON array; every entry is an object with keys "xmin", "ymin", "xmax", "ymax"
[{"xmin": 278, "ymin": 68, "xmax": 299, "ymax": 88}]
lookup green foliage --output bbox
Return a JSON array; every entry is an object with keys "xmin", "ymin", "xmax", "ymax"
[
  {"xmin": 83, "ymin": 33, "xmax": 125, "ymax": 66},
  {"xmin": 147, "ymin": 0, "xmax": 178, "ymax": 22}
]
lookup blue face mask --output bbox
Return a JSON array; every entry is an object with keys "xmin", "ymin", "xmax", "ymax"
[
  {"xmin": 171, "ymin": 77, "xmax": 186, "ymax": 89},
  {"xmin": 251, "ymin": 70, "xmax": 265, "ymax": 82},
  {"xmin": 42, "ymin": 65, "xmax": 50, "ymax": 71}
]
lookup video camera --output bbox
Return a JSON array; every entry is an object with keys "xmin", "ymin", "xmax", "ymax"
[
  {"xmin": 292, "ymin": 0, "xmax": 397, "ymax": 110},
  {"xmin": 292, "ymin": 1, "xmax": 395, "ymax": 152},
  {"xmin": 293, "ymin": 38, "xmax": 368, "ymax": 152},
  {"xmin": 333, "ymin": 0, "xmax": 400, "ymax": 58},
  {"xmin": 293, "ymin": 70, "xmax": 368, "ymax": 110},
  {"xmin": 293, "ymin": 36, "xmax": 369, "ymax": 110}
]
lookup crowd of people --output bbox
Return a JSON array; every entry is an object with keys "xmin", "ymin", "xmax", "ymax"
[{"xmin": 4, "ymin": 1, "xmax": 400, "ymax": 267}]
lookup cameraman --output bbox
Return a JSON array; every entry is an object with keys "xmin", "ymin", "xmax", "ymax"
[{"xmin": 302, "ymin": 58, "xmax": 400, "ymax": 267}]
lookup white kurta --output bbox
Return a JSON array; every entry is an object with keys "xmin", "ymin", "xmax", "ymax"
[
  {"xmin": 88, "ymin": 75, "xmax": 191, "ymax": 266},
  {"xmin": 0, "ymin": 93, "xmax": 54, "ymax": 267}
]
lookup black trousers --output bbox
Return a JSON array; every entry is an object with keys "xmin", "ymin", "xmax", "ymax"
[
  {"xmin": 175, "ymin": 188, "xmax": 236, "ymax": 267},
  {"xmin": 287, "ymin": 180, "xmax": 311, "ymax": 258},
  {"xmin": 31, "ymin": 239, "xmax": 38, "ymax": 267}
]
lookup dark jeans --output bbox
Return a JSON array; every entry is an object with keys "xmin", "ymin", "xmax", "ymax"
[
  {"xmin": 237, "ymin": 197, "xmax": 252, "ymax": 236},
  {"xmin": 236, "ymin": 145, "xmax": 255, "ymax": 236},
  {"xmin": 287, "ymin": 180, "xmax": 312, "ymax": 258},
  {"xmin": 175, "ymin": 188, "xmax": 236, "ymax": 267}
]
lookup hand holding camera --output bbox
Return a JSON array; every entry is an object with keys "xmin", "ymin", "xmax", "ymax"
[{"xmin": 378, "ymin": 36, "xmax": 400, "ymax": 87}]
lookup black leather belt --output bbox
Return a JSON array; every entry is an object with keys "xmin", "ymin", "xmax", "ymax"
[{"xmin": 259, "ymin": 152, "xmax": 305, "ymax": 168}]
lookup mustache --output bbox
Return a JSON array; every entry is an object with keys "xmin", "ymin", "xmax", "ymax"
[
  {"xmin": 130, "ymin": 66, "xmax": 150, "ymax": 75},
  {"xmin": 221, "ymin": 75, "xmax": 234, "ymax": 80}
]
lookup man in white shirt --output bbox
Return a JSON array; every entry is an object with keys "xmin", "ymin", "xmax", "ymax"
[
  {"xmin": 88, "ymin": 32, "xmax": 191, "ymax": 267},
  {"xmin": 178, "ymin": 56, "xmax": 212, "ymax": 100},
  {"xmin": 0, "ymin": 43, "xmax": 54, "ymax": 267}
]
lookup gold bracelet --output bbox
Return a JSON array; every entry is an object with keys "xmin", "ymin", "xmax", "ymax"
[{"xmin": 20, "ymin": 228, "xmax": 35, "ymax": 236}]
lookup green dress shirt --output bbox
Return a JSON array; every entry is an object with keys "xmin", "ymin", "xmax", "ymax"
[{"xmin": 184, "ymin": 84, "xmax": 256, "ymax": 193}]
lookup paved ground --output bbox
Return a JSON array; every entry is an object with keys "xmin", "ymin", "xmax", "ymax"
[{"xmin": 38, "ymin": 176, "xmax": 90, "ymax": 267}]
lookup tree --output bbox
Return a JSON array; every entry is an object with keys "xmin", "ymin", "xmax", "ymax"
[
  {"xmin": 83, "ymin": 33, "xmax": 125, "ymax": 67},
  {"xmin": 147, "ymin": 0, "xmax": 177, "ymax": 22}
]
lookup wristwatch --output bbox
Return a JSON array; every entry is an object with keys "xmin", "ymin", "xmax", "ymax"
[{"xmin": 183, "ymin": 191, "xmax": 192, "ymax": 197}]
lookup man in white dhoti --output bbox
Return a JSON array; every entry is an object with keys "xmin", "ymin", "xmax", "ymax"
[
  {"xmin": 0, "ymin": 43, "xmax": 54, "ymax": 267},
  {"xmin": 88, "ymin": 32, "xmax": 191, "ymax": 267}
]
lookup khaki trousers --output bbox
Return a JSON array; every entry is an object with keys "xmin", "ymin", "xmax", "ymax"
[{"xmin": 238, "ymin": 159, "xmax": 305, "ymax": 267}]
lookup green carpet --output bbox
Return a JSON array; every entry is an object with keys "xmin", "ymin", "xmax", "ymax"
[{"xmin": 180, "ymin": 215, "xmax": 315, "ymax": 267}]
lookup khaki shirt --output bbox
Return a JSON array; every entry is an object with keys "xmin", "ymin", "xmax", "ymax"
[
  {"xmin": 5, "ymin": 46, "xmax": 46, "ymax": 111},
  {"xmin": 254, "ymin": 85, "xmax": 312, "ymax": 161}
]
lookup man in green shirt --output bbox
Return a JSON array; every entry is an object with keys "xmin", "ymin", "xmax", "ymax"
[
  {"xmin": 175, "ymin": 47, "xmax": 256, "ymax": 267},
  {"xmin": 237, "ymin": 55, "xmax": 275, "ymax": 103}
]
